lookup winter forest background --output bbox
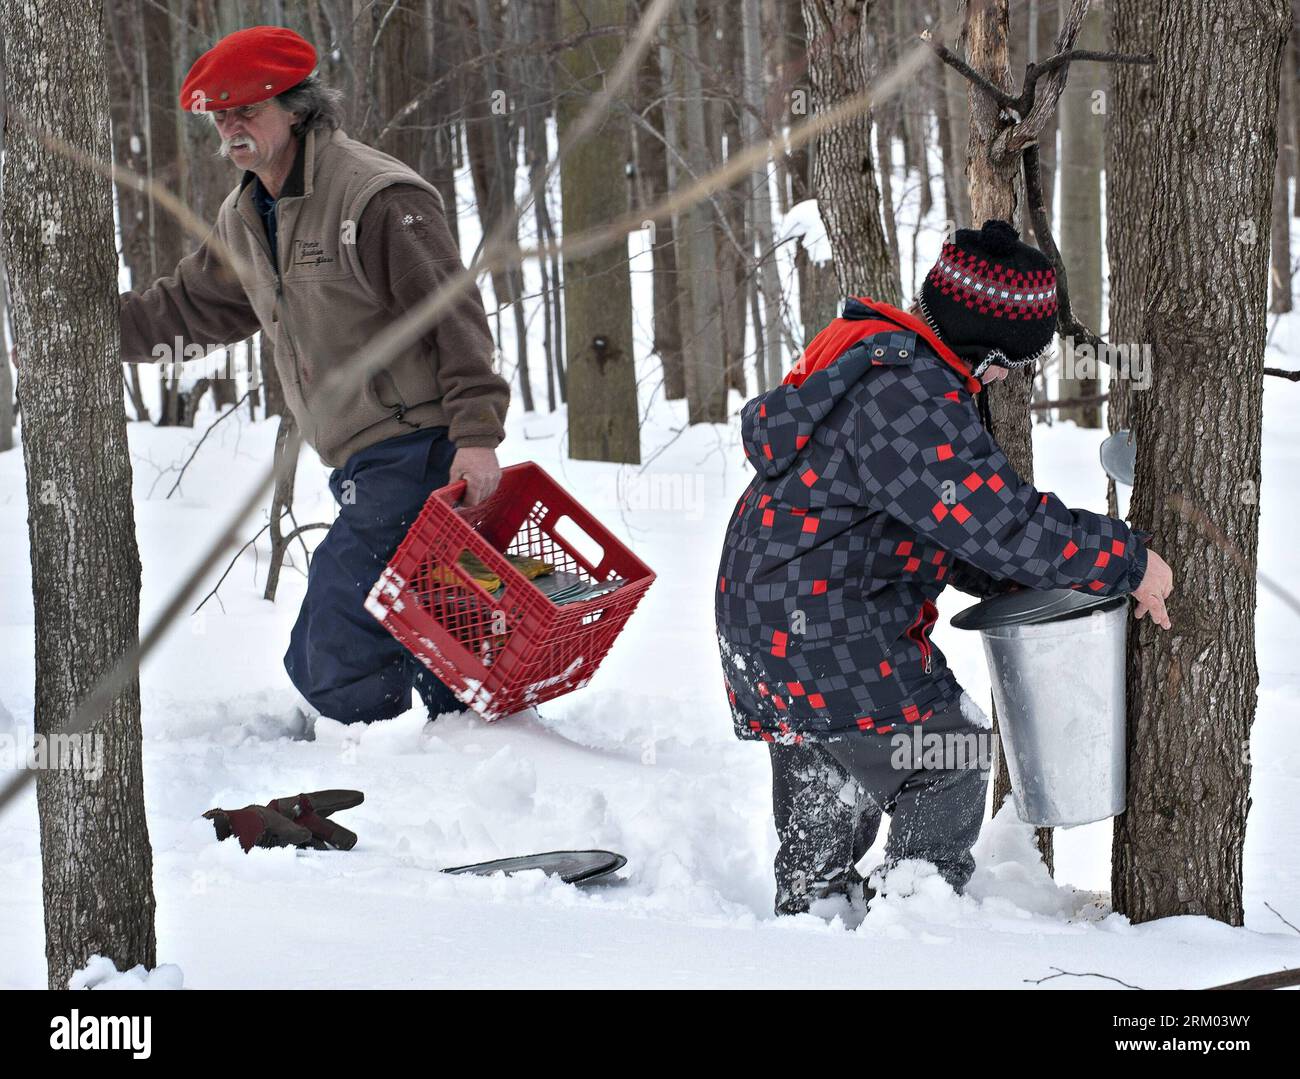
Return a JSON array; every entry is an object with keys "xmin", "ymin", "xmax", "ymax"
[{"xmin": 1, "ymin": 0, "xmax": 1299, "ymax": 991}]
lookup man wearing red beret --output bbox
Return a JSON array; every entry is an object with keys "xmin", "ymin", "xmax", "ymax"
[{"xmin": 119, "ymin": 26, "xmax": 511, "ymax": 726}]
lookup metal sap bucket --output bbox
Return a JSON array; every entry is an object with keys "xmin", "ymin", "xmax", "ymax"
[{"xmin": 951, "ymin": 590, "xmax": 1128, "ymax": 827}]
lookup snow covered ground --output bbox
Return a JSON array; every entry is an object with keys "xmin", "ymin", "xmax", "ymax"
[
  {"xmin": 2, "ymin": 163, "xmax": 1298, "ymax": 989},
  {"xmin": 2, "ymin": 354, "xmax": 1298, "ymax": 988}
]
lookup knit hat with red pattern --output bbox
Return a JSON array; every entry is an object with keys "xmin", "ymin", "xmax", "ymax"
[{"xmin": 919, "ymin": 219, "xmax": 1058, "ymax": 373}]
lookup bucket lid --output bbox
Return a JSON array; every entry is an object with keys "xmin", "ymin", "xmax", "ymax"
[{"xmin": 950, "ymin": 587, "xmax": 1126, "ymax": 631}]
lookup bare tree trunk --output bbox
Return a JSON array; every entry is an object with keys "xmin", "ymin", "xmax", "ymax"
[
  {"xmin": 801, "ymin": 0, "xmax": 900, "ymax": 303},
  {"xmin": 943, "ymin": 28, "xmax": 973, "ymax": 228},
  {"xmin": 719, "ymin": 13, "xmax": 752, "ymax": 397},
  {"xmin": 512, "ymin": 0, "xmax": 564, "ymax": 410},
  {"xmin": 260, "ymin": 333, "xmax": 284, "ymax": 420},
  {"xmin": 124, "ymin": 365, "xmax": 151, "ymax": 423},
  {"xmin": 1056, "ymin": 0, "xmax": 1103, "ymax": 426},
  {"xmin": 930, "ymin": 0, "xmax": 961, "ymax": 229},
  {"xmin": 1292, "ymin": 12, "xmax": 1300, "ymax": 220},
  {"xmin": 673, "ymin": 0, "xmax": 728, "ymax": 423},
  {"xmin": 1010, "ymin": 0, "xmax": 1058, "ymax": 251},
  {"xmin": 961, "ymin": 0, "xmax": 1053, "ymax": 873},
  {"xmin": 1103, "ymin": 0, "xmax": 1158, "ymax": 520},
  {"xmin": 775, "ymin": 0, "xmax": 806, "ymax": 219},
  {"xmin": 105, "ymin": 0, "xmax": 181, "ymax": 425},
  {"xmin": 474, "ymin": 0, "xmax": 534, "ymax": 411},
  {"xmin": 873, "ymin": 0, "xmax": 902, "ymax": 275},
  {"xmin": 1109, "ymin": 0, "xmax": 1286, "ymax": 927},
  {"xmin": 696, "ymin": 1, "xmax": 748, "ymax": 396},
  {"xmin": 263, "ymin": 411, "xmax": 303, "ymax": 602},
  {"xmin": 1270, "ymin": 45, "xmax": 1294, "ymax": 313},
  {"xmin": 773, "ymin": 0, "xmax": 836, "ymax": 342},
  {"xmin": 1, "ymin": 0, "xmax": 156, "ymax": 988},
  {"xmin": 373, "ymin": 0, "xmax": 432, "ymax": 175},
  {"xmin": 461, "ymin": 7, "xmax": 512, "ymax": 357},
  {"xmin": 743, "ymin": 0, "xmax": 786, "ymax": 391},
  {"xmin": 1032, "ymin": 0, "xmax": 1058, "ymax": 246},
  {"xmin": 350, "ymin": 0, "xmax": 378, "ymax": 137},
  {"xmin": 245, "ymin": 339, "xmax": 260, "ymax": 418},
  {"xmin": 558, "ymin": 0, "xmax": 641, "ymax": 460},
  {"xmin": 632, "ymin": 0, "xmax": 686, "ymax": 399},
  {"xmin": 894, "ymin": 0, "xmax": 932, "ymax": 219},
  {"xmin": 876, "ymin": 115, "xmax": 902, "ymax": 285},
  {"xmin": 425, "ymin": 0, "xmax": 464, "ymax": 252},
  {"xmin": 0, "ymin": 263, "xmax": 14, "ymax": 453}
]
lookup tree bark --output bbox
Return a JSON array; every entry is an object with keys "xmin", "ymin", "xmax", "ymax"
[
  {"xmin": 472, "ymin": 0, "xmax": 534, "ymax": 411},
  {"xmin": 1270, "ymin": 41, "xmax": 1293, "ymax": 313},
  {"xmin": 0, "ymin": 287, "xmax": 13, "ymax": 453},
  {"xmin": 1055, "ymin": 0, "xmax": 1103, "ymax": 426},
  {"xmin": 961, "ymin": 0, "xmax": 1053, "ymax": 873},
  {"xmin": 777, "ymin": 0, "xmax": 841, "ymax": 342},
  {"xmin": 672, "ymin": 0, "xmax": 728, "ymax": 423},
  {"xmin": 105, "ymin": 0, "xmax": 184, "ymax": 424},
  {"xmin": 263, "ymin": 411, "xmax": 303, "ymax": 602},
  {"xmin": 701, "ymin": 1, "xmax": 750, "ymax": 396},
  {"xmin": 0, "ymin": 0, "xmax": 156, "ymax": 988},
  {"xmin": 742, "ymin": 0, "xmax": 786, "ymax": 392},
  {"xmin": 1108, "ymin": 0, "xmax": 1287, "ymax": 926},
  {"xmin": 801, "ymin": 0, "xmax": 900, "ymax": 303},
  {"xmin": 893, "ymin": 0, "xmax": 932, "ymax": 219},
  {"xmin": 930, "ymin": 0, "xmax": 961, "ymax": 230},
  {"xmin": 1103, "ymin": 0, "xmax": 1158, "ymax": 520},
  {"xmin": 943, "ymin": 24, "xmax": 973, "ymax": 228},
  {"xmin": 558, "ymin": 0, "xmax": 641, "ymax": 459},
  {"xmin": 778, "ymin": 0, "xmax": 808, "ymax": 219},
  {"xmin": 634, "ymin": 0, "xmax": 686, "ymax": 399},
  {"xmin": 1011, "ymin": 0, "xmax": 1058, "ymax": 249},
  {"xmin": 1292, "ymin": 11, "xmax": 1300, "ymax": 220},
  {"xmin": 517, "ymin": 0, "xmax": 569, "ymax": 410},
  {"xmin": 1033, "ymin": 0, "xmax": 1058, "ymax": 245}
]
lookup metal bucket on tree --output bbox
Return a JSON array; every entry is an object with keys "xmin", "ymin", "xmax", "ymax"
[{"xmin": 952, "ymin": 589, "xmax": 1129, "ymax": 827}]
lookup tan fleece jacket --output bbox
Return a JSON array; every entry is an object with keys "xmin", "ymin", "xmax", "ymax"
[{"xmin": 119, "ymin": 127, "xmax": 509, "ymax": 466}]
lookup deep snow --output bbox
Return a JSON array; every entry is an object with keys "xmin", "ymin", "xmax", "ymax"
[{"xmin": 1, "ymin": 154, "xmax": 1298, "ymax": 990}]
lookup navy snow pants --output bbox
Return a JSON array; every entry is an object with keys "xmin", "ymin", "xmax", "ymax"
[
  {"xmin": 768, "ymin": 697, "xmax": 989, "ymax": 913},
  {"xmin": 284, "ymin": 426, "xmax": 468, "ymax": 724}
]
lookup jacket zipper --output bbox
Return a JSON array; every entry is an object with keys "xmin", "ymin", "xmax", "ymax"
[
  {"xmin": 270, "ymin": 204, "xmax": 308, "ymax": 403},
  {"xmin": 906, "ymin": 600, "xmax": 938, "ymax": 673},
  {"xmin": 245, "ymin": 200, "xmax": 310, "ymax": 409}
]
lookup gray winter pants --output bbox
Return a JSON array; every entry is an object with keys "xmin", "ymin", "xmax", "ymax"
[{"xmin": 768, "ymin": 697, "xmax": 990, "ymax": 914}]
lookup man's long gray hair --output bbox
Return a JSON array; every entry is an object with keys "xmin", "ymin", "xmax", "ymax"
[
  {"xmin": 208, "ymin": 72, "xmax": 344, "ymax": 148},
  {"xmin": 275, "ymin": 74, "xmax": 345, "ymax": 136}
]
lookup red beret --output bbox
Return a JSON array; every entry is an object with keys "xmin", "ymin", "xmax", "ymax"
[{"xmin": 180, "ymin": 26, "xmax": 317, "ymax": 113}]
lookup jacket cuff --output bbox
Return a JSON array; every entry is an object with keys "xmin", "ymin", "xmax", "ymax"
[
  {"xmin": 1120, "ymin": 529, "xmax": 1150, "ymax": 594},
  {"xmin": 451, "ymin": 434, "xmax": 501, "ymax": 450}
]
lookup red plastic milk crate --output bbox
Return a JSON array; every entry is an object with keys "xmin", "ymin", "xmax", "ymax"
[{"xmin": 366, "ymin": 461, "xmax": 656, "ymax": 720}]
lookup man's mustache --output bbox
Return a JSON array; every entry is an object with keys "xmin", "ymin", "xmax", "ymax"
[{"xmin": 217, "ymin": 134, "xmax": 258, "ymax": 159}]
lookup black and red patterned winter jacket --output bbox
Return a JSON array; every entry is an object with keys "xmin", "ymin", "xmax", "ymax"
[{"xmin": 714, "ymin": 299, "xmax": 1148, "ymax": 744}]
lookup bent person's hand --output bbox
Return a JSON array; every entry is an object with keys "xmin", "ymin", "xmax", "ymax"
[
  {"xmin": 1132, "ymin": 547, "xmax": 1173, "ymax": 630},
  {"xmin": 450, "ymin": 445, "xmax": 502, "ymax": 507}
]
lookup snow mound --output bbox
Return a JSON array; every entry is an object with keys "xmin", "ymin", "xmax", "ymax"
[{"xmin": 70, "ymin": 955, "xmax": 184, "ymax": 990}]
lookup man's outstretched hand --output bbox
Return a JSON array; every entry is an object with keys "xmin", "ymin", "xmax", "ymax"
[
  {"xmin": 451, "ymin": 445, "xmax": 502, "ymax": 507},
  {"xmin": 1132, "ymin": 548, "xmax": 1174, "ymax": 630}
]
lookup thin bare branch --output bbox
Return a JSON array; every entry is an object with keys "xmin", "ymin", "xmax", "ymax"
[{"xmin": 164, "ymin": 387, "xmax": 252, "ymax": 499}]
